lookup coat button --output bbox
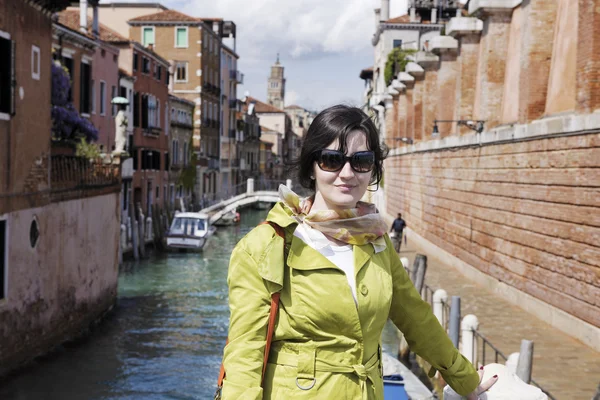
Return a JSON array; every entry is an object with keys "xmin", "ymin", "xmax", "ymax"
[{"xmin": 360, "ymin": 284, "xmax": 368, "ymax": 296}]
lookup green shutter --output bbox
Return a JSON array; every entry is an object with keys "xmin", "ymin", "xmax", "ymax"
[
  {"xmin": 176, "ymin": 28, "xmax": 187, "ymax": 47},
  {"xmin": 143, "ymin": 28, "xmax": 154, "ymax": 46}
]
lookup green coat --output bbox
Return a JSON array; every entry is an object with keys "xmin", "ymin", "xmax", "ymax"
[{"xmin": 222, "ymin": 203, "xmax": 479, "ymax": 399}]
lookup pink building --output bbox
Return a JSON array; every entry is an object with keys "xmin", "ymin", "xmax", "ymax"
[{"xmin": 57, "ymin": 10, "xmax": 124, "ymax": 152}]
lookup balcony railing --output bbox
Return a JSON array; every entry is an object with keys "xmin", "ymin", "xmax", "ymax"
[
  {"xmin": 230, "ymin": 158, "xmax": 240, "ymax": 168},
  {"xmin": 220, "ymin": 158, "xmax": 229, "ymax": 168},
  {"xmin": 229, "ymin": 70, "xmax": 244, "ymax": 84},
  {"xmin": 51, "ymin": 155, "xmax": 120, "ymax": 201},
  {"xmin": 208, "ymin": 157, "xmax": 220, "ymax": 170}
]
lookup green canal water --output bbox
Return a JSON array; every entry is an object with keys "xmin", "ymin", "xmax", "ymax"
[{"xmin": 0, "ymin": 208, "xmax": 400, "ymax": 400}]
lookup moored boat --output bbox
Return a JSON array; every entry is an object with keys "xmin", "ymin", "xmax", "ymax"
[{"xmin": 165, "ymin": 212, "xmax": 216, "ymax": 251}]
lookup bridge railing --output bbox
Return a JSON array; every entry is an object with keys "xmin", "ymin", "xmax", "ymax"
[{"xmin": 198, "ymin": 182, "xmax": 247, "ymax": 210}]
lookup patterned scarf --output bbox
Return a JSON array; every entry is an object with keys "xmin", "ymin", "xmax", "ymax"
[{"xmin": 279, "ymin": 185, "xmax": 388, "ymax": 246}]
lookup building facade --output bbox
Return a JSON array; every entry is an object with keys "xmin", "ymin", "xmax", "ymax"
[
  {"xmin": 56, "ymin": 10, "xmax": 122, "ymax": 153},
  {"xmin": 0, "ymin": 0, "xmax": 121, "ymax": 376},
  {"xmin": 238, "ymin": 98, "xmax": 261, "ymax": 182},
  {"xmin": 107, "ymin": 38, "xmax": 170, "ymax": 215},
  {"xmin": 168, "ymin": 94, "xmax": 194, "ymax": 209}
]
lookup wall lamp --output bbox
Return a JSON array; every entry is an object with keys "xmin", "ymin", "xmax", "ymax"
[{"xmin": 433, "ymin": 119, "xmax": 486, "ymax": 137}]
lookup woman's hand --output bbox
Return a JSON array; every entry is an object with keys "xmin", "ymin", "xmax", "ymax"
[{"xmin": 466, "ymin": 366, "xmax": 498, "ymax": 400}]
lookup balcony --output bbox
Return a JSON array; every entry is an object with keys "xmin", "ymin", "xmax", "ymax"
[
  {"xmin": 230, "ymin": 70, "xmax": 244, "ymax": 84},
  {"xmin": 50, "ymin": 155, "xmax": 121, "ymax": 202},
  {"xmin": 220, "ymin": 158, "xmax": 229, "ymax": 168},
  {"xmin": 230, "ymin": 158, "xmax": 240, "ymax": 168}
]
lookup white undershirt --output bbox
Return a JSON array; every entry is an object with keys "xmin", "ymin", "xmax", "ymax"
[{"xmin": 294, "ymin": 223, "xmax": 358, "ymax": 304}]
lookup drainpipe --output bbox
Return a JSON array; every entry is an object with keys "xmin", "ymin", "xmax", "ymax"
[{"xmin": 92, "ymin": 5, "xmax": 99, "ymax": 38}]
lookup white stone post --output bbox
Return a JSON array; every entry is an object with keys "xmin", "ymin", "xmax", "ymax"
[
  {"xmin": 400, "ymin": 257, "xmax": 409, "ymax": 271},
  {"xmin": 286, "ymin": 178, "xmax": 292, "ymax": 189},
  {"xmin": 461, "ymin": 314, "xmax": 479, "ymax": 366},
  {"xmin": 247, "ymin": 178, "xmax": 255, "ymax": 194},
  {"xmin": 146, "ymin": 217, "xmax": 153, "ymax": 241},
  {"xmin": 433, "ymin": 289, "xmax": 448, "ymax": 327},
  {"xmin": 516, "ymin": 340, "xmax": 534, "ymax": 384},
  {"xmin": 505, "ymin": 352, "xmax": 519, "ymax": 375}
]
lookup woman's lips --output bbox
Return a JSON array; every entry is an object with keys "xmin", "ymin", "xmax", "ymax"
[{"xmin": 336, "ymin": 185, "xmax": 355, "ymax": 192}]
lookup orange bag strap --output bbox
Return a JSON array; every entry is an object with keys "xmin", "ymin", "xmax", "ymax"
[{"xmin": 216, "ymin": 221, "xmax": 286, "ymax": 395}]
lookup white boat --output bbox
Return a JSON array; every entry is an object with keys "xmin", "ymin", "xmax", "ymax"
[
  {"xmin": 214, "ymin": 209, "xmax": 241, "ymax": 227},
  {"xmin": 165, "ymin": 212, "xmax": 216, "ymax": 251}
]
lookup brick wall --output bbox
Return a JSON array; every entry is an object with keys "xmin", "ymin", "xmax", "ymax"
[
  {"xmin": 385, "ymin": 134, "xmax": 600, "ymax": 328},
  {"xmin": 576, "ymin": 0, "xmax": 600, "ymax": 113}
]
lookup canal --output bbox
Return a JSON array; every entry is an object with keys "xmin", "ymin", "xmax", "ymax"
[{"xmin": 0, "ymin": 207, "xmax": 400, "ymax": 400}]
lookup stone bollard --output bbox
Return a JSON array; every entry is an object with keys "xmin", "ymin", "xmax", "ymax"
[
  {"xmin": 286, "ymin": 178, "xmax": 292, "ymax": 189},
  {"xmin": 461, "ymin": 314, "xmax": 479, "ymax": 366},
  {"xmin": 126, "ymin": 216, "xmax": 132, "ymax": 243},
  {"xmin": 120, "ymin": 224, "xmax": 127, "ymax": 251},
  {"xmin": 443, "ymin": 363, "xmax": 548, "ymax": 400},
  {"xmin": 433, "ymin": 289, "xmax": 448, "ymax": 327},
  {"xmin": 146, "ymin": 217, "xmax": 153, "ymax": 241},
  {"xmin": 449, "ymin": 296, "xmax": 461, "ymax": 348},
  {"xmin": 247, "ymin": 178, "xmax": 255, "ymax": 194},
  {"xmin": 400, "ymin": 257, "xmax": 410, "ymax": 271},
  {"xmin": 516, "ymin": 340, "xmax": 534, "ymax": 384},
  {"xmin": 505, "ymin": 352, "xmax": 519, "ymax": 375}
]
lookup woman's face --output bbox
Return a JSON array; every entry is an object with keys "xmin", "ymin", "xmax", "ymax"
[{"xmin": 311, "ymin": 130, "xmax": 373, "ymax": 212}]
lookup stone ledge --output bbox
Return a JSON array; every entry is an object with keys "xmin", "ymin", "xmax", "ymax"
[
  {"xmin": 429, "ymin": 36, "xmax": 459, "ymax": 54},
  {"xmin": 391, "ymin": 79, "xmax": 406, "ymax": 92},
  {"xmin": 388, "ymin": 111, "xmax": 600, "ymax": 156},
  {"xmin": 414, "ymin": 51, "xmax": 439, "ymax": 68},
  {"xmin": 405, "ymin": 62, "xmax": 425, "ymax": 77},
  {"xmin": 397, "ymin": 72, "xmax": 415, "ymax": 84},
  {"xmin": 446, "ymin": 17, "xmax": 483, "ymax": 37},
  {"xmin": 468, "ymin": 0, "xmax": 523, "ymax": 14}
]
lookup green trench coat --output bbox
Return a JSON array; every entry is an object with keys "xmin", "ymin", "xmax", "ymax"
[{"xmin": 221, "ymin": 203, "xmax": 479, "ymax": 399}]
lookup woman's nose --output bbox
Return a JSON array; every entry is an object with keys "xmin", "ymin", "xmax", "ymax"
[{"xmin": 338, "ymin": 160, "xmax": 355, "ymax": 178}]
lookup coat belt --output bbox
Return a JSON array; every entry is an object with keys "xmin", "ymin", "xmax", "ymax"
[{"xmin": 268, "ymin": 346, "xmax": 381, "ymax": 400}]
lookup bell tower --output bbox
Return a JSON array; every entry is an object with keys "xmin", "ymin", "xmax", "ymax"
[{"xmin": 267, "ymin": 53, "xmax": 285, "ymax": 109}]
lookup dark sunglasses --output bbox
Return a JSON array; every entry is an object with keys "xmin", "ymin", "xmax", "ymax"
[{"xmin": 314, "ymin": 149, "xmax": 375, "ymax": 173}]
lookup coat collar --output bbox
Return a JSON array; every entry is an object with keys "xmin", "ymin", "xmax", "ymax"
[{"xmin": 267, "ymin": 202, "xmax": 377, "ymax": 276}]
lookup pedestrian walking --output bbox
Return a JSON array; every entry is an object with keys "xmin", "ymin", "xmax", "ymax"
[
  {"xmin": 390, "ymin": 212, "xmax": 407, "ymax": 253},
  {"xmin": 217, "ymin": 105, "xmax": 497, "ymax": 399}
]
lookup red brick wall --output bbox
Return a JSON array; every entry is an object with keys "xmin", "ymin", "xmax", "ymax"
[
  {"xmin": 456, "ymin": 34, "xmax": 480, "ymax": 135},
  {"xmin": 385, "ymin": 134, "xmax": 600, "ymax": 328},
  {"xmin": 436, "ymin": 53, "xmax": 459, "ymax": 137},
  {"xmin": 576, "ymin": 0, "xmax": 600, "ymax": 113},
  {"xmin": 473, "ymin": 11, "xmax": 512, "ymax": 129},
  {"xmin": 412, "ymin": 78, "xmax": 424, "ymax": 141},
  {"xmin": 518, "ymin": 0, "xmax": 557, "ymax": 123}
]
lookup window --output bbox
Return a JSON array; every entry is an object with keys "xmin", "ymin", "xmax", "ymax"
[
  {"xmin": 111, "ymin": 85, "xmax": 117, "ymax": 116},
  {"xmin": 175, "ymin": 27, "xmax": 188, "ymax": 48},
  {"xmin": 142, "ymin": 57, "xmax": 150, "ymax": 74},
  {"xmin": 157, "ymin": 65, "xmax": 162, "ymax": 81},
  {"xmin": 141, "ymin": 94, "xmax": 148, "ymax": 129},
  {"xmin": 133, "ymin": 92, "xmax": 140, "ymax": 127},
  {"xmin": 100, "ymin": 80, "xmax": 106, "ymax": 115},
  {"xmin": 155, "ymin": 186, "xmax": 159, "ymax": 199},
  {"xmin": 0, "ymin": 219, "xmax": 5, "ymax": 300},
  {"xmin": 133, "ymin": 53, "xmax": 138, "ymax": 71},
  {"xmin": 142, "ymin": 27, "xmax": 155, "ymax": 47},
  {"xmin": 31, "ymin": 45, "xmax": 40, "ymax": 80},
  {"xmin": 91, "ymin": 80, "xmax": 96, "ymax": 113},
  {"xmin": 80, "ymin": 62, "xmax": 92, "ymax": 114},
  {"xmin": 183, "ymin": 141, "xmax": 188, "ymax": 166},
  {"xmin": 393, "ymin": 39, "xmax": 403, "ymax": 49},
  {"xmin": 175, "ymin": 62, "xmax": 187, "ymax": 82}
]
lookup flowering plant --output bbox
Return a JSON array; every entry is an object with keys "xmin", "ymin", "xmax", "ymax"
[{"xmin": 51, "ymin": 61, "xmax": 98, "ymax": 142}]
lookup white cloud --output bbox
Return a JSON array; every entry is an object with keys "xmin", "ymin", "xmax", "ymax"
[
  {"xmin": 107, "ymin": 0, "xmax": 409, "ymax": 109},
  {"xmin": 285, "ymin": 90, "xmax": 299, "ymax": 107}
]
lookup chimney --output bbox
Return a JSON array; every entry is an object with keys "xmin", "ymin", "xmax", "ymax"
[
  {"xmin": 431, "ymin": 0, "xmax": 438, "ymax": 23},
  {"xmin": 381, "ymin": 0, "xmax": 390, "ymax": 22},
  {"xmin": 374, "ymin": 8, "xmax": 381, "ymax": 30},
  {"xmin": 92, "ymin": 5, "xmax": 99, "ymax": 37},
  {"xmin": 80, "ymin": 0, "xmax": 88, "ymax": 34},
  {"xmin": 410, "ymin": 7, "xmax": 417, "ymax": 23},
  {"xmin": 147, "ymin": 44, "xmax": 154, "ymax": 51}
]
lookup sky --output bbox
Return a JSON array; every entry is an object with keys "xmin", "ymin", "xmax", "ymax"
[{"xmin": 103, "ymin": 0, "xmax": 410, "ymax": 111}]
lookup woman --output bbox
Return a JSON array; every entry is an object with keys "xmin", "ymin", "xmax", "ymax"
[{"xmin": 220, "ymin": 105, "xmax": 496, "ymax": 399}]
